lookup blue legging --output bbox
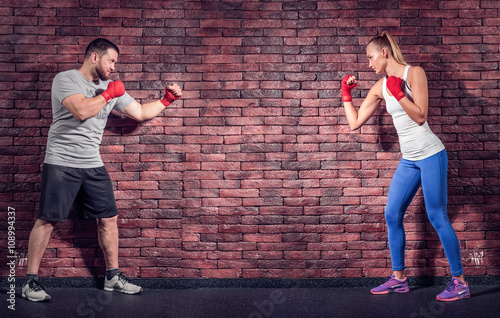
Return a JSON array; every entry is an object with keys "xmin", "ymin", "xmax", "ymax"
[{"xmin": 385, "ymin": 149, "xmax": 464, "ymax": 276}]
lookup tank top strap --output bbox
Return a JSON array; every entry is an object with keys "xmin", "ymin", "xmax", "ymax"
[
  {"xmin": 382, "ymin": 76, "xmax": 388, "ymax": 99},
  {"xmin": 403, "ymin": 65, "xmax": 410, "ymax": 81},
  {"xmin": 403, "ymin": 65, "xmax": 411, "ymax": 92}
]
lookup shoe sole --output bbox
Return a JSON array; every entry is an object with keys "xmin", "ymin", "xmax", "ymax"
[
  {"xmin": 104, "ymin": 287, "xmax": 143, "ymax": 294},
  {"xmin": 436, "ymin": 294, "xmax": 470, "ymax": 302},
  {"xmin": 22, "ymin": 293, "xmax": 51, "ymax": 302},
  {"xmin": 371, "ymin": 288, "xmax": 410, "ymax": 295}
]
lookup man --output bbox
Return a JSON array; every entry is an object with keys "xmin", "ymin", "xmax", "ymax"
[{"xmin": 22, "ymin": 38, "xmax": 182, "ymax": 301}]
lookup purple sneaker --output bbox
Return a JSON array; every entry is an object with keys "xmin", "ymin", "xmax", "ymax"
[
  {"xmin": 436, "ymin": 278, "xmax": 470, "ymax": 302},
  {"xmin": 371, "ymin": 274, "xmax": 410, "ymax": 295}
]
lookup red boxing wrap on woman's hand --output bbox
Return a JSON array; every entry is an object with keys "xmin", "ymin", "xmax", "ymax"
[
  {"xmin": 387, "ymin": 76, "xmax": 406, "ymax": 101},
  {"xmin": 341, "ymin": 75, "xmax": 357, "ymax": 102}
]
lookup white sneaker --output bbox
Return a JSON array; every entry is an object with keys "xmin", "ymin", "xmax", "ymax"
[
  {"xmin": 22, "ymin": 279, "xmax": 51, "ymax": 302},
  {"xmin": 104, "ymin": 272, "xmax": 143, "ymax": 294}
]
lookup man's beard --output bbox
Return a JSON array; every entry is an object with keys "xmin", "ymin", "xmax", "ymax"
[{"xmin": 96, "ymin": 63, "xmax": 109, "ymax": 81}]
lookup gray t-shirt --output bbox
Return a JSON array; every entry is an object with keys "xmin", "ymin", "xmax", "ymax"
[{"xmin": 44, "ymin": 69, "xmax": 134, "ymax": 168}]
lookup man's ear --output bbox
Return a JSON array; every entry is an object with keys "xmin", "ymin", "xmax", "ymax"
[{"xmin": 91, "ymin": 52, "xmax": 99, "ymax": 64}]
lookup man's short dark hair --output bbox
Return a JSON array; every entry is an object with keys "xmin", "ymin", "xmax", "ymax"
[{"xmin": 84, "ymin": 38, "xmax": 119, "ymax": 59}]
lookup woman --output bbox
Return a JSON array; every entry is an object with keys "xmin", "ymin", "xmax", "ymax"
[{"xmin": 340, "ymin": 32, "xmax": 469, "ymax": 302}]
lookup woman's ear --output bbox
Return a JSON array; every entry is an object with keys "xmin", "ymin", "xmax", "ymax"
[{"xmin": 381, "ymin": 48, "xmax": 388, "ymax": 59}]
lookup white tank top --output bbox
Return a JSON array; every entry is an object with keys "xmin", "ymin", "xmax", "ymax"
[{"xmin": 382, "ymin": 65, "xmax": 444, "ymax": 161}]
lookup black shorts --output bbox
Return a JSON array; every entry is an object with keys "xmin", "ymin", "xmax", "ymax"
[{"xmin": 38, "ymin": 163, "xmax": 118, "ymax": 222}]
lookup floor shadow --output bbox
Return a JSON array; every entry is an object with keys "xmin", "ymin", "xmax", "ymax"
[{"xmin": 470, "ymin": 286, "xmax": 500, "ymax": 298}]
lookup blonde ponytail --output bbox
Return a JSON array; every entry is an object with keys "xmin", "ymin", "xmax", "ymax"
[{"xmin": 368, "ymin": 32, "xmax": 407, "ymax": 65}]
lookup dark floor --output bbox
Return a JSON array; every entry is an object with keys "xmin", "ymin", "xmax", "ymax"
[{"xmin": 1, "ymin": 282, "xmax": 499, "ymax": 318}]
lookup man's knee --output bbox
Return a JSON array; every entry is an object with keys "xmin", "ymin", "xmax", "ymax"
[
  {"xmin": 97, "ymin": 215, "xmax": 118, "ymax": 228},
  {"xmin": 35, "ymin": 219, "xmax": 56, "ymax": 231}
]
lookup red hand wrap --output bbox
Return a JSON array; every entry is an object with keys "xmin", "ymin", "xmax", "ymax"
[
  {"xmin": 387, "ymin": 76, "xmax": 406, "ymax": 101},
  {"xmin": 101, "ymin": 80, "xmax": 125, "ymax": 103},
  {"xmin": 160, "ymin": 87, "xmax": 181, "ymax": 107},
  {"xmin": 341, "ymin": 75, "xmax": 357, "ymax": 102}
]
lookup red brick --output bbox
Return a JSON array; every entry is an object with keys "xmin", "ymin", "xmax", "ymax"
[
  {"xmin": 39, "ymin": 0, "xmax": 80, "ymax": 8},
  {"xmin": 54, "ymin": 268, "xmax": 94, "ymax": 277},
  {"xmin": 200, "ymin": 269, "xmax": 241, "ymax": 278}
]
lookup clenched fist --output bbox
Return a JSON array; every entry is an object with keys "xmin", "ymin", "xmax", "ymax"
[
  {"xmin": 341, "ymin": 75, "xmax": 357, "ymax": 102},
  {"xmin": 160, "ymin": 83, "xmax": 182, "ymax": 107},
  {"xmin": 101, "ymin": 80, "xmax": 125, "ymax": 103}
]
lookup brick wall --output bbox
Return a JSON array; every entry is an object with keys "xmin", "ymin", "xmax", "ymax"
[{"xmin": 1, "ymin": 0, "xmax": 499, "ymax": 279}]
